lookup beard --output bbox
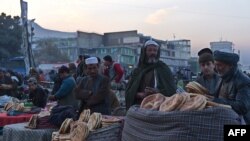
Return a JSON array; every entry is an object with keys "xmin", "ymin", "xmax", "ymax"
[{"xmin": 147, "ymin": 57, "xmax": 158, "ymax": 64}]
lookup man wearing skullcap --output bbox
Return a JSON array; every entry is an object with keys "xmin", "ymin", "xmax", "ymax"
[
  {"xmin": 196, "ymin": 48, "xmax": 220, "ymax": 96},
  {"xmin": 48, "ymin": 65, "xmax": 79, "ymax": 109},
  {"xmin": 213, "ymin": 50, "xmax": 250, "ymax": 124},
  {"xmin": 125, "ymin": 39, "xmax": 176, "ymax": 110},
  {"xmin": 75, "ymin": 57, "xmax": 112, "ymax": 115}
]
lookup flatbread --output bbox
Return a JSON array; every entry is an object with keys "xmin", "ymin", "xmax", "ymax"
[
  {"xmin": 140, "ymin": 93, "xmax": 166, "ymax": 110},
  {"xmin": 87, "ymin": 112, "xmax": 102, "ymax": 131},
  {"xmin": 179, "ymin": 95, "xmax": 207, "ymax": 111},
  {"xmin": 59, "ymin": 118, "xmax": 73, "ymax": 134},
  {"xmin": 79, "ymin": 109, "xmax": 90, "ymax": 122},
  {"xmin": 206, "ymin": 101, "xmax": 232, "ymax": 109},
  {"xmin": 159, "ymin": 94, "xmax": 184, "ymax": 112},
  {"xmin": 71, "ymin": 122, "xmax": 89, "ymax": 141}
]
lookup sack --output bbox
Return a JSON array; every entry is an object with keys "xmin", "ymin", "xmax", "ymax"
[
  {"xmin": 122, "ymin": 105, "xmax": 244, "ymax": 141},
  {"xmin": 49, "ymin": 105, "xmax": 78, "ymax": 127}
]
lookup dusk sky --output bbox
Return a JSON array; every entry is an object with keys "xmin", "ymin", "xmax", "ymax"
[{"xmin": 1, "ymin": 0, "xmax": 250, "ymax": 65}]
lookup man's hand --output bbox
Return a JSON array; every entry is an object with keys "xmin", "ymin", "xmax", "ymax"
[
  {"xmin": 136, "ymin": 92, "xmax": 147, "ymax": 99},
  {"xmin": 48, "ymin": 95, "xmax": 56, "ymax": 101},
  {"xmin": 144, "ymin": 87, "xmax": 159, "ymax": 95}
]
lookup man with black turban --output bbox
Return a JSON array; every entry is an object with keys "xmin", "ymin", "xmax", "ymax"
[
  {"xmin": 213, "ymin": 50, "xmax": 250, "ymax": 124},
  {"xmin": 125, "ymin": 39, "xmax": 176, "ymax": 110}
]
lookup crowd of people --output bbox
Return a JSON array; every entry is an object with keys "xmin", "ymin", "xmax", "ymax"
[{"xmin": 1, "ymin": 39, "xmax": 250, "ymax": 125}]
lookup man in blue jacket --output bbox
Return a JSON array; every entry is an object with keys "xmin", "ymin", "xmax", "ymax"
[{"xmin": 49, "ymin": 65, "xmax": 79, "ymax": 109}]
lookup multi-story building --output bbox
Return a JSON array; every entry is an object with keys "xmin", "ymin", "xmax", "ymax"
[
  {"xmin": 32, "ymin": 22, "xmax": 192, "ymax": 76},
  {"xmin": 167, "ymin": 39, "xmax": 191, "ymax": 73},
  {"xmin": 210, "ymin": 41, "xmax": 233, "ymax": 53},
  {"xmin": 77, "ymin": 31, "xmax": 103, "ymax": 55}
]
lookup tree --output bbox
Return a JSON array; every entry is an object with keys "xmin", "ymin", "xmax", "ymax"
[
  {"xmin": 34, "ymin": 39, "xmax": 70, "ymax": 64},
  {"xmin": 0, "ymin": 13, "xmax": 22, "ymax": 59}
]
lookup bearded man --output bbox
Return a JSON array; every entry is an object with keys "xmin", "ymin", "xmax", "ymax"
[
  {"xmin": 125, "ymin": 39, "xmax": 176, "ymax": 110},
  {"xmin": 75, "ymin": 57, "xmax": 111, "ymax": 115},
  {"xmin": 213, "ymin": 51, "xmax": 250, "ymax": 124}
]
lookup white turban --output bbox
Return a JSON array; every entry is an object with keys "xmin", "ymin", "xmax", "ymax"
[
  {"xmin": 144, "ymin": 39, "xmax": 159, "ymax": 47},
  {"xmin": 85, "ymin": 57, "xmax": 98, "ymax": 65}
]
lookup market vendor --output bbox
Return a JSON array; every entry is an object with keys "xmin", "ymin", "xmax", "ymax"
[
  {"xmin": 0, "ymin": 69, "xmax": 17, "ymax": 98},
  {"xmin": 213, "ymin": 50, "xmax": 250, "ymax": 124},
  {"xmin": 27, "ymin": 77, "xmax": 48, "ymax": 108},
  {"xmin": 75, "ymin": 57, "xmax": 111, "ymax": 115},
  {"xmin": 125, "ymin": 39, "xmax": 176, "ymax": 110}
]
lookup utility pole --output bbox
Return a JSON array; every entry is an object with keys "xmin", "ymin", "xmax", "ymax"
[
  {"xmin": 20, "ymin": 0, "xmax": 36, "ymax": 75},
  {"xmin": 20, "ymin": 0, "xmax": 30, "ymax": 75}
]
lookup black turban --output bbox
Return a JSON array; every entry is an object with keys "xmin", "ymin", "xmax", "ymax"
[{"xmin": 214, "ymin": 50, "xmax": 239, "ymax": 65}]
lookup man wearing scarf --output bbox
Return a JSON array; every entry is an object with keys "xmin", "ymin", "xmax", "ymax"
[
  {"xmin": 213, "ymin": 50, "xmax": 250, "ymax": 124},
  {"xmin": 125, "ymin": 39, "xmax": 176, "ymax": 110}
]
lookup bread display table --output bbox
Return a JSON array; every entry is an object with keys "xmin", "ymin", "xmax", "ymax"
[
  {"xmin": 3, "ymin": 122, "xmax": 57, "ymax": 141},
  {"xmin": 0, "ymin": 113, "xmax": 33, "ymax": 127}
]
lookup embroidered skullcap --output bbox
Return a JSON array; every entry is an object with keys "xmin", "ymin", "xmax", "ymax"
[
  {"xmin": 85, "ymin": 57, "xmax": 98, "ymax": 65},
  {"xmin": 144, "ymin": 39, "xmax": 159, "ymax": 47}
]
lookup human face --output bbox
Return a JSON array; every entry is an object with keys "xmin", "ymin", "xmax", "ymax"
[
  {"xmin": 214, "ymin": 61, "xmax": 232, "ymax": 76},
  {"xmin": 86, "ymin": 64, "xmax": 99, "ymax": 78},
  {"xmin": 145, "ymin": 45, "xmax": 158, "ymax": 63},
  {"xmin": 28, "ymin": 83, "xmax": 36, "ymax": 91},
  {"xmin": 103, "ymin": 60, "xmax": 111, "ymax": 67},
  {"xmin": 199, "ymin": 61, "xmax": 215, "ymax": 77}
]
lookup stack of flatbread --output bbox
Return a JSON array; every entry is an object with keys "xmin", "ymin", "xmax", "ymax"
[
  {"xmin": 13, "ymin": 103, "xmax": 25, "ymax": 111},
  {"xmin": 141, "ymin": 93, "xmax": 231, "ymax": 112},
  {"xmin": 4, "ymin": 102, "xmax": 14, "ymax": 111},
  {"xmin": 58, "ymin": 133, "xmax": 71, "ymax": 141},
  {"xmin": 71, "ymin": 122, "xmax": 89, "ymax": 141},
  {"xmin": 51, "ymin": 131, "xmax": 60, "ymax": 141},
  {"xmin": 26, "ymin": 114, "xmax": 38, "ymax": 129},
  {"xmin": 140, "ymin": 93, "xmax": 166, "ymax": 110},
  {"xmin": 52, "ymin": 110, "xmax": 123, "ymax": 141},
  {"xmin": 59, "ymin": 118, "xmax": 74, "ymax": 134},
  {"xmin": 78, "ymin": 109, "xmax": 91, "ymax": 122},
  {"xmin": 101, "ymin": 115, "xmax": 121, "ymax": 128},
  {"xmin": 185, "ymin": 81, "xmax": 210, "ymax": 95},
  {"xmin": 87, "ymin": 112, "xmax": 102, "ymax": 131}
]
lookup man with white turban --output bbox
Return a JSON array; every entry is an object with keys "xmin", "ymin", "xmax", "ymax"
[
  {"xmin": 125, "ymin": 39, "xmax": 176, "ymax": 110},
  {"xmin": 75, "ymin": 57, "xmax": 112, "ymax": 115}
]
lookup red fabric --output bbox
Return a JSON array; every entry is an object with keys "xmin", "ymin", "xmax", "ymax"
[
  {"xmin": 113, "ymin": 63, "xmax": 124, "ymax": 83},
  {"xmin": 103, "ymin": 62, "xmax": 124, "ymax": 83},
  {"xmin": 0, "ymin": 113, "xmax": 33, "ymax": 127}
]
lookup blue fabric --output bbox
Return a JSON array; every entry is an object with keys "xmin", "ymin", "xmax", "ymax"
[
  {"xmin": 0, "ymin": 95, "xmax": 12, "ymax": 106},
  {"xmin": 7, "ymin": 110, "xmax": 24, "ymax": 116},
  {"xmin": 54, "ymin": 76, "xmax": 76, "ymax": 100}
]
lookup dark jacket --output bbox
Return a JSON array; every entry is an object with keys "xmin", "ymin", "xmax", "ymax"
[
  {"xmin": 214, "ymin": 67, "xmax": 250, "ymax": 124},
  {"xmin": 74, "ymin": 74, "xmax": 111, "ymax": 115},
  {"xmin": 29, "ymin": 85, "xmax": 48, "ymax": 108},
  {"xmin": 196, "ymin": 73, "xmax": 220, "ymax": 96},
  {"xmin": 125, "ymin": 45, "xmax": 176, "ymax": 110}
]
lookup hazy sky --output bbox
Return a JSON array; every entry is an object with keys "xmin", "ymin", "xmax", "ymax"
[{"xmin": 1, "ymin": 0, "xmax": 250, "ymax": 65}]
